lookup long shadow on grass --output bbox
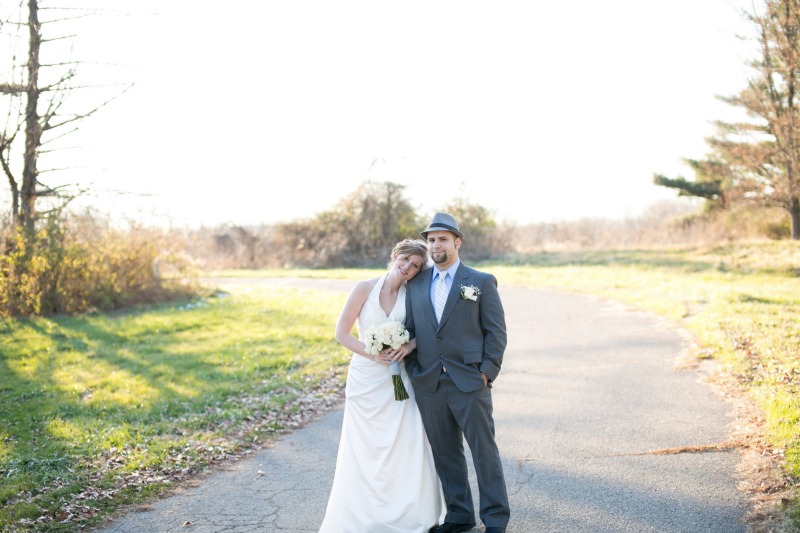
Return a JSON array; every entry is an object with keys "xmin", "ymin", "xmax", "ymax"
[
  {"xmin": 0, "ymin": 296, "xmax": 335, "ymax": 527},
  {"xmin": 0, "ymin": 318, "xmax": 96, "ymax": 524},
  {"xmin": 0, "ymin": 304, "xmax": 235, "ymax": 524},
  {"xmin": 23, "ymin": 303, "xmax": 303, "ymax": 421}
]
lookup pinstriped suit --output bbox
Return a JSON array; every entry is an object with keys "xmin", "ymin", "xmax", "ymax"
[{"xmin": 405, "ymin": 262, "xmax": 510, "ymax": 528}]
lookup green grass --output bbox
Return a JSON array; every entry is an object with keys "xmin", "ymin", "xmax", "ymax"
[
  {"xmin": 3, "ymin": 241, "xmax": 800, "ymax": 530},
  {"xmin": 0, "ymin": 285, "xmax": 350, "ymax": 531}
]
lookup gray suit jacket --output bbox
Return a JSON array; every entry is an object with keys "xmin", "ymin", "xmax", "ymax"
[{"xmin": 405, "ymin": 262, "xmax": 507, "ymax": 393}]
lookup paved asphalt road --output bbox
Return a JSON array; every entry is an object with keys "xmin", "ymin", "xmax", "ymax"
[{"xmin": 97, "ymin": 279, "xmax": 749, "ymax": 532}]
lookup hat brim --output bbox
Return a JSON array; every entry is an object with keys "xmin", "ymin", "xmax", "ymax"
[{"xmin": 420, "ymin": 225, "xmax": 463, "ymax": 239}]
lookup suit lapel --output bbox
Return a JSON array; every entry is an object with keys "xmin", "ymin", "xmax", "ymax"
[{"xmin": 437, "ymin": 263, "xmax": 469, "ymax": 330}]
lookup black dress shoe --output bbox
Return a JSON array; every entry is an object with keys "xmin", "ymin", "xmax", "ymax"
[
  {"xmin": 428, "ymin": 522, "xmax": 476, "ymax": 533},
  {"xmin": 483, "ymin": 528, "xmax": 506, "ymax": 533}
]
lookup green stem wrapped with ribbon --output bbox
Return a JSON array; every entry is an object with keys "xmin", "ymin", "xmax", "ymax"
[{"xmin": 389, "ymin": 361, "xmax": 409, "ymax": 401}]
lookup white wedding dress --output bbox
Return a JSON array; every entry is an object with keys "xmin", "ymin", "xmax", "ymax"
[{"xmin": 319, "ymin": 273, "xmax": 444, "ymax": 533}]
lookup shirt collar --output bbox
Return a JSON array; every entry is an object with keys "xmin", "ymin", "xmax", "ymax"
[{"xmin": 434, "ymin": 260, "xmax": 460, "ymax": 280}]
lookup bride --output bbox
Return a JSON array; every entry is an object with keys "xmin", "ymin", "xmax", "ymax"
[{"xmin": 319, "ymin": 239, "xmax": 444, "ymax": 533}]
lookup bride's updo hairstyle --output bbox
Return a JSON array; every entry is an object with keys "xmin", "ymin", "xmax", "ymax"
[{"xmin": 388, "ymin": 239, "xmax": 430, "ymax": 269}]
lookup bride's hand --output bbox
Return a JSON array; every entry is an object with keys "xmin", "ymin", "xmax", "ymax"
[{"xmin": 384, "ymin": 343, "xmax": 411, "ymax": 363}]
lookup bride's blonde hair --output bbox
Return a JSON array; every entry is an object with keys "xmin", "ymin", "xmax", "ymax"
[{"xmin": 387, "ymin": 239, "xmax": 430, "ymax": 269}]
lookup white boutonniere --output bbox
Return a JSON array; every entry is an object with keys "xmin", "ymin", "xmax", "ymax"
[{"xmin": 460, "ymin": 284, "xmax": 481, "ymax": 301}]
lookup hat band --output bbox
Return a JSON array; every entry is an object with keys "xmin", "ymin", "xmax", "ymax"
[{"xmin": 428, "ymin": 223, "xmax": 460, "ymax": 234}]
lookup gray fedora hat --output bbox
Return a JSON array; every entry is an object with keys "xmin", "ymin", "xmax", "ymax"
[{"xmin": 420, "ymin": 212, "xmax": 463, "ymax": 239}]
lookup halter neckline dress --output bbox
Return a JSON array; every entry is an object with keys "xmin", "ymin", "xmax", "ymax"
[{"xmin": 319, "ymin": 273, "xmax": 444, "ymax": 532}]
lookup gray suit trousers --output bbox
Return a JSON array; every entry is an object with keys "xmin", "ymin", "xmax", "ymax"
[{"xmin": 414, "ymin": 371, "xmax": 510, "ymax": 528}]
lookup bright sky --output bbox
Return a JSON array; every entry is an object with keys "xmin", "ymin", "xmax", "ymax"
[{"xmin": 3, "ymin": 0, "xmax": 756, "ymax": 227}]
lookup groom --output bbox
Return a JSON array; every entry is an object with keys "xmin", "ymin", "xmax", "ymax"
[{"xmin": 405, "ymin": 212, "xmax": 510, "ymax": 533}]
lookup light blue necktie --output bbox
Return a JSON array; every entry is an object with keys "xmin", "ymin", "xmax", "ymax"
[{"xmin": 434, "ymin": 271, "xmax": 447, "ymax": 323}]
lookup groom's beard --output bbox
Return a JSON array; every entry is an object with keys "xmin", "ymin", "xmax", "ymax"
[{"xmin": 432, "ymin": 251, "xmax": 448, "ymax": 264}]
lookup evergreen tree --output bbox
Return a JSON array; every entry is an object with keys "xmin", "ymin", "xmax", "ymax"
[{"xmin": 655, "ymin": 0, "xmax": 800, "ymax": 239}]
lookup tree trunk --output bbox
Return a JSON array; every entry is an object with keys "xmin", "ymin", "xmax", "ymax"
[
  {"xmin": 20, "ymin": 0, "xmax": 42, "ymax": 232},
  {"xmin": 790, "ymin": 196, "xmax": 800, "ymax": 240}
]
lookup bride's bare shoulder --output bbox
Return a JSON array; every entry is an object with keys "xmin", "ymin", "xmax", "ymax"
[{"xmin": 350, "ymin": 277, "xmax": 380, "ymax": 297}]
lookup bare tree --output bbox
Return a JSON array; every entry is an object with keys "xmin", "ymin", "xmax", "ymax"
[{"xmin": 0, "ymin": 0, "xmax": 130, "ymax": 235}]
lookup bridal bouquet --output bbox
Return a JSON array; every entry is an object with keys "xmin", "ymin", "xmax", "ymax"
[{"xmin": 364, "ymin": 320, "xmax": 410, "ymax": 401}]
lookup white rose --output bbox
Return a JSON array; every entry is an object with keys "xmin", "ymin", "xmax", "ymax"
[{"xmin": 462, "ymin": 286, "xmax": 478, "ymax": 301}]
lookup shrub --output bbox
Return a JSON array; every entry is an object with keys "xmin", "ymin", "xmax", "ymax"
[{"xmin": 0, "ymin": 212, "xmax": 196, "ymax": 317}]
